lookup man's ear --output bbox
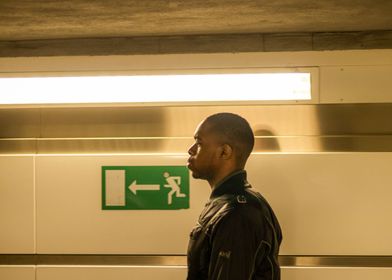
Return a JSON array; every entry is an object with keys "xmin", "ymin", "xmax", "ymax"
[{"xmin": 220, "ymin": 144, "xmax": 233, "ymax": 160}]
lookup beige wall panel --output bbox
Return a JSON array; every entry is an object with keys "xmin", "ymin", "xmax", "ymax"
[
  {"xmin": 247, "ymin": 153, "xmax": 392, "ymax": 255},
  {"xmin": 36, "ymin": 155, "xmax": 209, "ymax": 254},
  {"xmin": 282, "ymin": 267, "xmax": 392, "ymax": 280},
  {"xmin": 0, "ymin": 266, "xmax": 35, "ymax": 280},
  {"xmin": 320, "ymin": 65, "xmax": 392, "ymax": 103},
  {"xmin": 0, "ymin": 156, "xmax": 35, "ymax": 253},
  {"xmin": 36, "ymin": 153, "xmax": 392, "ymax": 255},
  {"xmin": 37, "ymin": 266, "xmax": 186, "ymax": 280}
]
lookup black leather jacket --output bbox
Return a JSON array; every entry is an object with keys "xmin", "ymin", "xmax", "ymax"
[{"xmin": 187, "ymin": 170, "xmax": 282, "ymax": 280}]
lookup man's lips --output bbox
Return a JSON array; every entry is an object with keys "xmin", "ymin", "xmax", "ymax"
[{"xmin": 187, "ymin": 158, "xmax": 193, "ymax": 169}]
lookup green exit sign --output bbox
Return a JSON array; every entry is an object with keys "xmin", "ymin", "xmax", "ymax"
[{"xmin": 102, "ymin": 166, "xmax": 189, "ymax": 210}]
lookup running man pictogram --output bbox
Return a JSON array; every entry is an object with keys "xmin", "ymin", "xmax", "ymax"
[{"xmin": 163, "ymin": 172, "xmax": 186, "ymax": 205}]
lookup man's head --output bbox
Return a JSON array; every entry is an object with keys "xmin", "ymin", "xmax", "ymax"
[{"xmin": 187, "ymin": 112, "xmax": 254, "ymax": 186}]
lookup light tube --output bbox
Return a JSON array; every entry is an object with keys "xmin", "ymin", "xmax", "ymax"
[{"xmin": 0, "ymin": 73, "xmax": 311, "ymax": 105}]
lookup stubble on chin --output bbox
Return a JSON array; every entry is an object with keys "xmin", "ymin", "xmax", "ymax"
[{"xmin": 191, "ymin": 171, "xmax": 200, "ymax": 179}]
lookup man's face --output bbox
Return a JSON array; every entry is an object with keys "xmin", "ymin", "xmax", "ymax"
[{"xmin": 187, "ymin": 121, "xmax": 222, "ymax": 181}]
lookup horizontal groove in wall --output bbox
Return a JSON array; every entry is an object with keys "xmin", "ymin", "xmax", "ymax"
[
  {"xmin": 1, "ymin": 136, "xmax": 392, "ymax": 153},
  {"xmin": 1, "ymin": 255, "xmax": 392, "ymax": 268}
]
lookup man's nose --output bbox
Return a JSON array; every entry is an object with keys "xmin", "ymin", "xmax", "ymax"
[{"xmin": 188, "ymin": 143, "xmax": 196, "ymax": 155}]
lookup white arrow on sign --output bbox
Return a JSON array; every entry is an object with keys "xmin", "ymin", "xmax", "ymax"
[{"xmin": 128, "ymin": 180, "xmax": 160, "ymax": 195}]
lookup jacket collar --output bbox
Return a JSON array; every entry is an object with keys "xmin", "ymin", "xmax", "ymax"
[{"xmin": 210, "ymin": 170, "xmax": 250, "ymax": 199}]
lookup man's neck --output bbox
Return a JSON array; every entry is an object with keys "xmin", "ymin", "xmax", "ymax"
[{"xmin": 208, "ymin": 168, "xmax": 244, "ymax": 190}]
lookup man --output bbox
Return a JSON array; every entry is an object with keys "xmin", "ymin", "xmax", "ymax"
[{"xmin": 186, "ymin": 112, "xmax": 282, "ymax": 280}]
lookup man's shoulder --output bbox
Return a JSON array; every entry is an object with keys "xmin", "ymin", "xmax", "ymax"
[
  {"xmin": 209, "ymin": 195, "xmax": 266, "ymax": 237},
  {"xmin": 209, "ymin": 186, "xmax": 275, "ymax": 220},
  {"xmin": 218, "ymin": 188, "xmax": 279, "ymax": 223},
  {"xmin": 212, "ymin": 191, "xmax": 262, "ymax": 220}
]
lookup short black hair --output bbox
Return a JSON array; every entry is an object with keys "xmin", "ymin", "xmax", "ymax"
[{"xmin": 205, "ymin": 112, "xmax": 254, "ymax": 166}]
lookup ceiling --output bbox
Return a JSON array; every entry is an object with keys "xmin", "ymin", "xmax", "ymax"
[{"xmin": 1, "ymin": 0, "xmax": 392, "ymax": 41}]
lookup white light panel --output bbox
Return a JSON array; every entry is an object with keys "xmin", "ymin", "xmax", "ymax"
[{"xmin": 0, "ymin": 73, "xmax": 311, "ymax": 105}]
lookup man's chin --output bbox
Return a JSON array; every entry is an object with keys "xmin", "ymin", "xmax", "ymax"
[
  {"xmin": 190, "ymin": 170, "xmax": 201, "ymax": 179},
  {"xmin": 188, "ymin": 166, "xmax": 205, "ymax": 180}
]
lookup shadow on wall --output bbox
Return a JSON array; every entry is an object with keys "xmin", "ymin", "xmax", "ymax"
[
  {"xmin": 253, "ymin": 127, "xmax": 281, "ymax": 152},
  {"xmin": 315, "ymin": 104, "xmax": 392, "ymax": 152}
]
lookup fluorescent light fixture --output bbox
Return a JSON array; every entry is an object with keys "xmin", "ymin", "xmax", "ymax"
[{"xmin": 0, "ymin": 72, "xmax": 311, "ymax": 105}]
